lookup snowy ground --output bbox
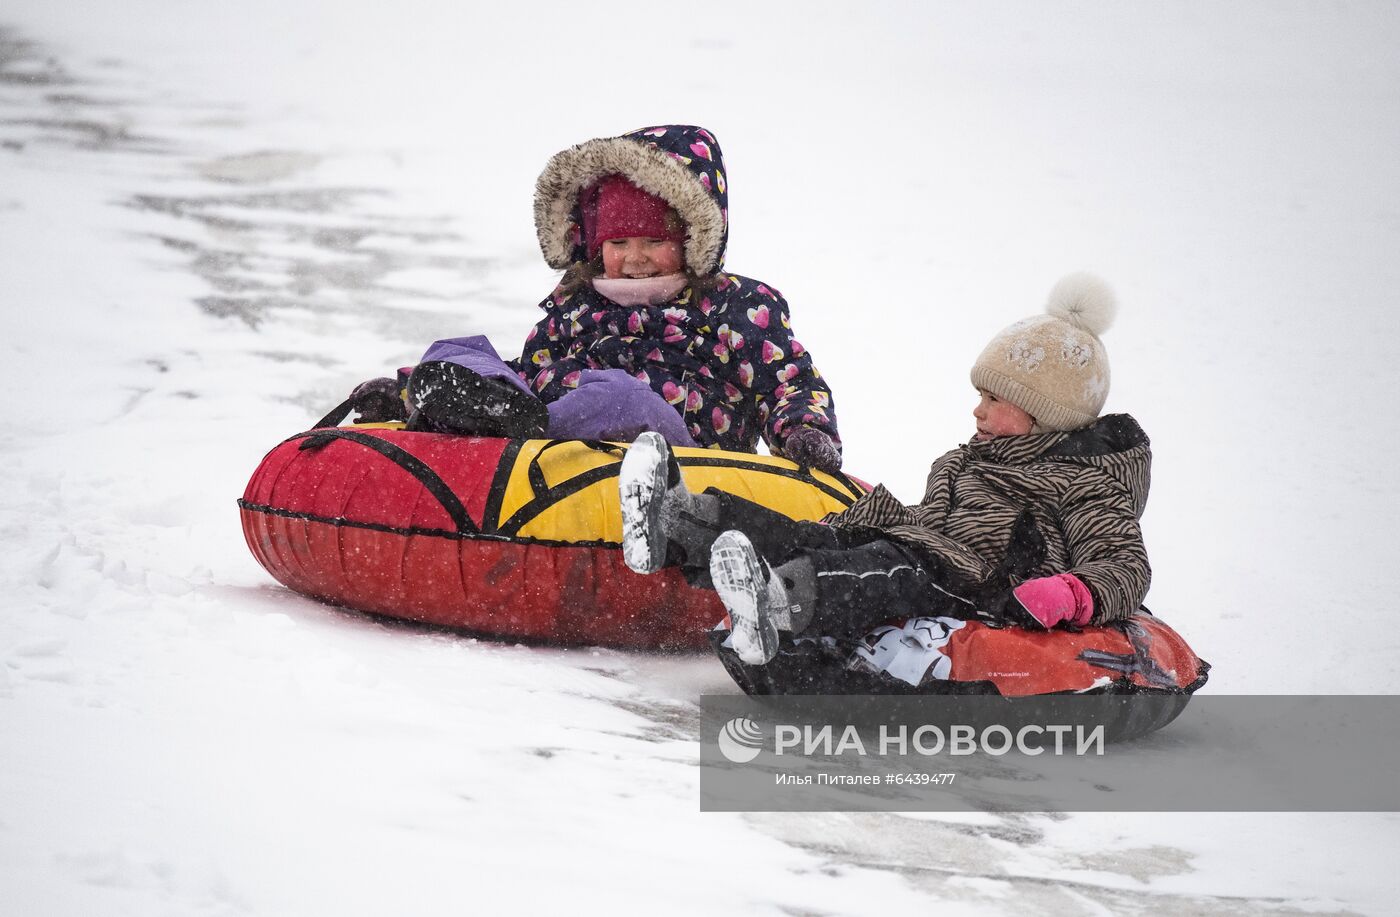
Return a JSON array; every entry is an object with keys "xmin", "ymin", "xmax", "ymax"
[{"xmin": 2, "ymin": 2, "xmax": 1399, "ymax": 914}]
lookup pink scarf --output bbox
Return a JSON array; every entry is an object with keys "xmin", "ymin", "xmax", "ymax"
[{"xmin": 591, "ymin": 273, "xmax": 688, "ymax": 306}]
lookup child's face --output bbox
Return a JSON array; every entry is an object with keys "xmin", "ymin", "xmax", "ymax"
[
  {"xmin": 601, "ymin": 237, "xmax": 685, "ymax": 279},
  {"xmin": 973, "ymin": 390, "xmax": 1035, "ymax": 440}
]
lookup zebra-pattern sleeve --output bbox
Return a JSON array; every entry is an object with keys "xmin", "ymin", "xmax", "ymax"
[{"xmin": 1058, "ymin": 467, "xmax": 1152, "ymax": 624}]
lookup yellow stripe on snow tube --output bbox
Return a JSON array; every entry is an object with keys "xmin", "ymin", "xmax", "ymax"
[{"xmin": 491, "ymin": 439, "xmax": 866, "ymax": 543}]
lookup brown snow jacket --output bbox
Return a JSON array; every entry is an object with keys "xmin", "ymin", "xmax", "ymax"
[{"xmin": 827, "ymin": 414, "xmax": 1152, "ymax": 624}]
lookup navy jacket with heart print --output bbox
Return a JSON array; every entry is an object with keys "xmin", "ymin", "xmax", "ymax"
[{"xmin": 509, "ymin": 124, "xmax": 840, "ymax": 455}]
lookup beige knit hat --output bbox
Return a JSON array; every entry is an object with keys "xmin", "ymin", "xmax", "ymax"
[{"xmin": 970, "ymin": 273, "xmax": 1117, "ymax": 432}]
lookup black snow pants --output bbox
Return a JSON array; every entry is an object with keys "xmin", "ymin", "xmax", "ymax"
[{"xmin": 683, "ymin": 490, "xmax": 977, "ymax": 640}]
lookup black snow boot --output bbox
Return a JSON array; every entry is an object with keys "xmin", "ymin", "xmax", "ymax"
[{"xmin": 406, "ymin": 360, "xmax": 549, "ymax": 439}]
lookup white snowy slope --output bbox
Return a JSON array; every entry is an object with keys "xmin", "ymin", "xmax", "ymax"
[{"xmin": 2, "ymin": 2, "xmax": 1398, "ymax": 915}]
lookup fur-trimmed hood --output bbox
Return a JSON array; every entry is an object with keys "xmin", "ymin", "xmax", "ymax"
[{"xmin": 534, "ymin": 125, "xmax": 730, "ymax": 275}]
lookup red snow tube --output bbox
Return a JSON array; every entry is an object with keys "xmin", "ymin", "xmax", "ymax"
[
  {"xmin": 713, "ymin": 612, "xmax": 1209, "ymax": 698},
  {"xmin": 711, "ymin": 612, "xmax": 1208, "ymax": 740},
  {"xmin": 238, "ymin": 426, "xmax": 868, "ymax": 649}
]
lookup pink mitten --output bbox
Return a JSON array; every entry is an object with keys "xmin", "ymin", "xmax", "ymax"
[{"xmin": 1011, "ymin": 574, "xmax": 1094, "ymax": 628}]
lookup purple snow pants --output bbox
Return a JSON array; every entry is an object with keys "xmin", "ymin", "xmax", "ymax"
[{"xmin": 418, "ymin": 336, "xmax": 697, "ymax": 446}]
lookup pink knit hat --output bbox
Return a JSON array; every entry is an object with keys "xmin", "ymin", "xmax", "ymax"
[{"xmin": 580, "ymin": 175, "xmax": 685, "ymax": 259}]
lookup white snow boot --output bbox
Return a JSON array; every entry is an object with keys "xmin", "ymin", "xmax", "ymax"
[
  {"xmin": 709, "ymin": 530, "xmax": 802, "ymax": 666},
  {"xmin": 620, "ymin": 432, "xmax": 696, "ymax": 574}
]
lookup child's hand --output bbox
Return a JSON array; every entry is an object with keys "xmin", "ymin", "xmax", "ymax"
[
  {"xmin": 781, "ymin": 426, "xmax": 842, "ymax": 474},
  {"xmin": 349, "ymin": 377, "xmax": 409, "ymax": 424},
  {"xmin": 1011, "ymin": 574, "xmax": 1095, "ymax": 628}
]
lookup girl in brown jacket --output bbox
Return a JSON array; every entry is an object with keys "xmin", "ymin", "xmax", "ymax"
[{"xmin": 620, "ymin": 273, "xmax": 1151, "ymax": 666}]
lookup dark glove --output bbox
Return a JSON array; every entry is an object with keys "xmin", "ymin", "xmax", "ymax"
[
  {"xmin": 781, "ymin": 426, "xmax": 842, "ymax": 474},
  {"xmin": 968, "ymin": 586, "xmax": 1044, "ymax": 629},
  {"xmin": 348, "ymin": 377, "xmax": 408, "ymax": 423}
]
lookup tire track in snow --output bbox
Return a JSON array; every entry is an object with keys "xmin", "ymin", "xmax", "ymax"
[{"xmin": 3, "ymin": 23, "xmax": 495, "ymax": 349}]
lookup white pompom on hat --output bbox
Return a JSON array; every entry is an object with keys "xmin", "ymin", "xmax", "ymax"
[{"xmin": 970, "ymin": 273, "xmax": 1118, "ymax": 432}]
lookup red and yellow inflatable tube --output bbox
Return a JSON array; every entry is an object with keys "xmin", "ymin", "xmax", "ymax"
[{"xmin": 238, "ymin": 426, "xmax": 867, "ymax": 648}]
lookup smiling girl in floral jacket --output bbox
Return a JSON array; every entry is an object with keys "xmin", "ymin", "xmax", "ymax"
[{"xmin": 361, "ymin": 125, "xmax": 842, "ymax": 473}]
